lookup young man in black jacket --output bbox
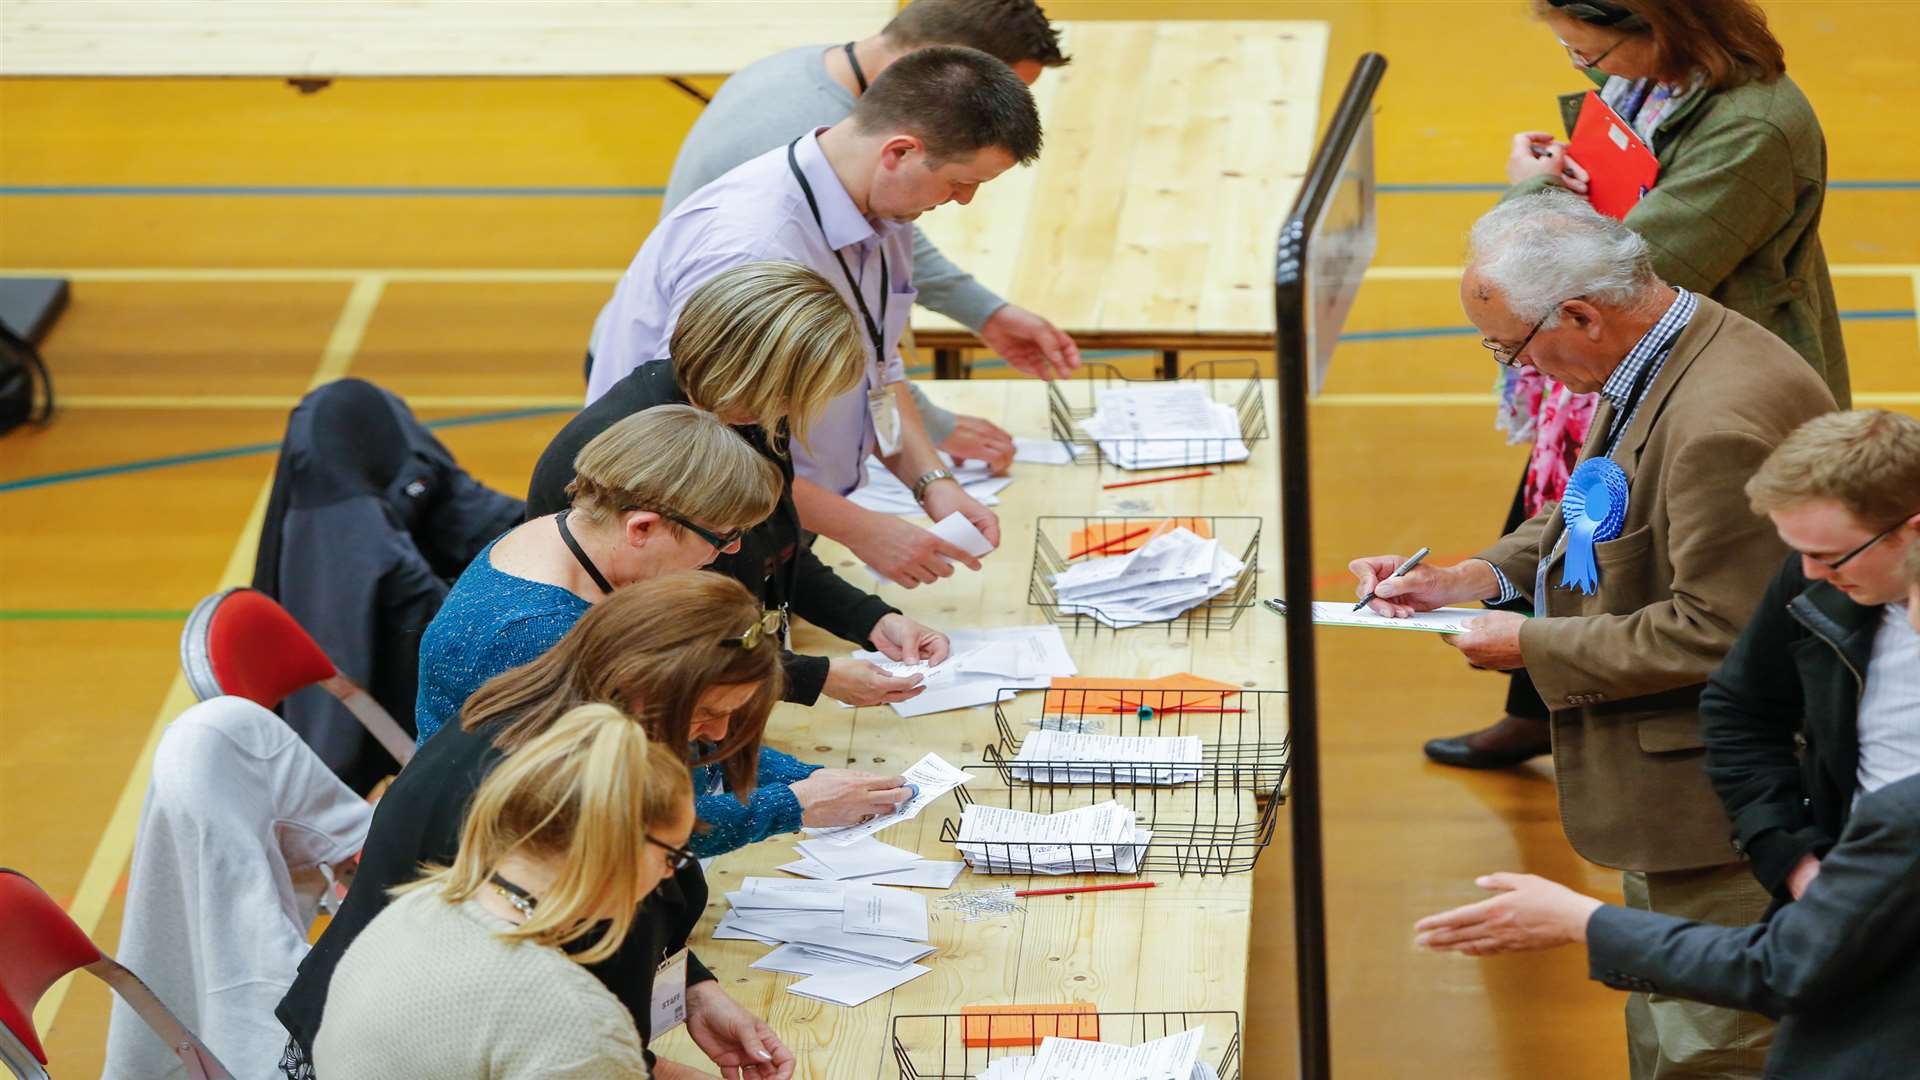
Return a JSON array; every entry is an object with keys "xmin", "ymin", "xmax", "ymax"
[{"xmin": 1699, "ymin": 409, "xmax": 1920, "ymax": 901}]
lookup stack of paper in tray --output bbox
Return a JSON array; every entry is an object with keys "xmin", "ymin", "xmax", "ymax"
[
  {"xmin": 715, "ymin": 875, "xmax": 936, "ymax": 1007},
  {"xmin": 1050, "ymin": 527, "xmax": 1244, "ymax": 628},
  {"xmin": 973, "ymin": 1027, "xmax": 1214, "ymax": 1080},
  {"xmin": 848, "ymin": 625, "xmax": 1078, "ymax": 718},
  {"xmin": 779, "ymin": 834, "xmax": 965, "ymax": 890},
  {"xmin": 848, "ymin": 453, "xmax": 1014, "ymax": 515},
  {"xmin": 1077, "ymin": 383, "xmax": 1248, "ymax": 470},
  {"xmin": 1010, "ymin": 730, "xmax": 1204, "ymax": 786},
  {"xmin": 953, "ymin": 801, "xmax": 1151, "ymax": 875}
]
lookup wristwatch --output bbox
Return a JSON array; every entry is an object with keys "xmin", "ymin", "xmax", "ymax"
[{"xmin": 909, "ymin": 467, "xmax": 956, "ymax": 503}]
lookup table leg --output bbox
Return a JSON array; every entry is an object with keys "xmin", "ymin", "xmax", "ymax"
[
  {"xmin": 1160, "ymin": 349, "xmax": 1180, "ymax": 380},
  {"xmin": 934, "ymin": 347, "xmax": 968, "ymax": 380}
]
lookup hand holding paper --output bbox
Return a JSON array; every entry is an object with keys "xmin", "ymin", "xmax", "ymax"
[{"xmin": 805, "ymin": 753, "xmax": 972, "ymax": 845}]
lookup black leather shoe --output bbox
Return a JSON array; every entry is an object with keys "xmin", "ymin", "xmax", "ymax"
[{"xmin": 1423, "ymin": 715, "xmax": 1551, "ymax": 769}]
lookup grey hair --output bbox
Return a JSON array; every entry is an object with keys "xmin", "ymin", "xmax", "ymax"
[{"xmin": 1467, "ymin": 190, "xmax": 1660, "ymax": 326}]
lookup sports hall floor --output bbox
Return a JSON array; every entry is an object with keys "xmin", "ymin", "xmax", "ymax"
[{"xmin": 1, "ymin": 2, "xmax": 1915, "ymax": 1076}]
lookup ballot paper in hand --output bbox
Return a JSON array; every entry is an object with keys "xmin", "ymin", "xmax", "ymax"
[
  {"xmin": 1078, "ymin": 384, "xmax": 1248, "ymax": 470},
  {"xmin": 954, "ymin": 801, "xmax": 1152, "ymax": 875},
  {"xmin": 1012, "ymin": 730, "xmax": 1204, "ymax": 786},
  {"xmin": 851, "ymin": 625, "xmax": 1078, "ymax": 718},
  {"xmin": 805, "ymin": 753, "xmax": 972, "ymax": 845},
  {"xmin": 848, "ymin": 453, "xmax": 1014, "ymax": 515},
  {"xmin": 1014, "ymin": 436, "xmax": 1082, "ymax": 465},
  {"xmin": 1267, "ymin": 600, "xmax": 1484, "ymax": 635},
  {"xmin": 1051, "ymin": 528, "xmax": 1244, "ymax": 628}
]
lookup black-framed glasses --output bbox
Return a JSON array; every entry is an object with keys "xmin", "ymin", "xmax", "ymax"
[
  {"xmin": 1481, "ymin": 313, "xmax": 1551, "ymax": 368},
  {"xmin": 720, "ymin": 610, "xmax": 784, "ymax": 650},
  {"xmin": 648, "ymin": 835, "xmax": 698, "ymax": 872},
  {"xmin": 624, "ymin": 504, "xmax": 744, "ymax": 552},
  {"xmin": 1813, "ymin": 513, "xmax": 1919, "ymax": 571},
  {"xmin": 1561, "ymin": 34, "xmax": 1626, "ymax": 69}
]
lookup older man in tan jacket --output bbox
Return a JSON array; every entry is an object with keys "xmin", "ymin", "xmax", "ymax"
[{"xmin": 1349, "ymin": 191, "xmax": 1835, "ymax": 1080}]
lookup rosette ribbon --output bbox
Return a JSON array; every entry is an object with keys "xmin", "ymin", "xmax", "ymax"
[{"xmin": 1559, "ymin": 458, "xmax": 1629, "ymax": 595}]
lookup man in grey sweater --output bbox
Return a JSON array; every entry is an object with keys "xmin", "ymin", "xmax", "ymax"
[{"xmin": 589, "ymin": 0, "xmax": 1078, "ymax": 472}]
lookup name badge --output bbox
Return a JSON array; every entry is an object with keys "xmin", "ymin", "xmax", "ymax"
[
  {"xmin": 869, "ymin": 386, "xmax": 902, "ymax": 457},
  {"xmin": 650, "ymin": 947, "xmax": 689, "ymax": 1035}
]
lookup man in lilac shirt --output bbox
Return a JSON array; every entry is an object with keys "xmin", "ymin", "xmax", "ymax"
[{"xmin": 589, "ymin": 47, "xmax": 1041, "ymax": 588}]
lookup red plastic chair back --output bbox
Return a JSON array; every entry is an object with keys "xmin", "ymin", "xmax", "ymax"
[
  {"xmin": 0, "ymin": 869, "xmax": 105, "ymax": 1064},
  {"xmin": 180, "ymin": 589, "xmax": 336, "ymax": 708}
]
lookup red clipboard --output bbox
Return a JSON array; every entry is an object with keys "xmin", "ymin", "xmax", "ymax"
[{"xmin": 1568, "ymin": 90, "xmax": 1659, "ymax": 219}]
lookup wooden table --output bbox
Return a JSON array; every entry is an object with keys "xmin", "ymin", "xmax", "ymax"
[
  {"xmin": 0, "ymin": 0, "xmax": 894, "ymax": 80},
  {"xmin": 654, "ymin": 380, "xmax": 1286, "ymax": 1078},
  {"xmin": 912, "ymin": 20, "xmax": 1329, "ymax": 379}
]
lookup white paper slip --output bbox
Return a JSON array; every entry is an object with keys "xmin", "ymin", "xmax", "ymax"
[
  {"xmin": 859, "ymin": 860, "xmax": 966, "ymax": 889},
  {"xmin": 1031, "ymin": 1026, "xmax": 1203, "ymax": 1080},
  {"xmin": 796, "ymin": 835, "xmax": 923, "ymax": 879},
  {"xmin": 1013, "ymin": 436, "xmax": 1081, "ymax": 465},
  {"xmin": 711, "ymin": 911, "xmax": 785, "ymax": 945},
  {"xmin": 1052, "ymin": 528, "xmax": 1245, "ymax": 628},
  {"xmin": 786, "ymin": 960, "xmax": 930, "ymax": 1007},
  {"xmin": 748, "ymin": 943, "xmax": 844, "ymax": 977},
  {"xmin": 1012, "ymin": 730, "xmax": 1205, "ymax": 786},
  {"xmin": 1269, "ymin": 600, "xmax": 1486, "ymax": 635},
  {"xmin": 954, "ymin": 801, "xmax": 1147, "ymax": 873},
  {"xmin": 860, "ymin": 624, "xmax": 1077, "ymax": 718},
  {"xmin": 727, "ymin": 877, "xmax": 847, "ymax": 911},
  {"xmin": 929, "ymin": 510, "xmax": 996, "ymax": 557},
  {"xmin": 848, "ymin": 453, "xmax": 1011, "ymax": 515},
  {"xmin": 804, "ymin": 753, "xmax": 972, "ymax": 845},
  {"xmin": 842, "ymin": 884, "xmax": 930, "ymax": 941}
]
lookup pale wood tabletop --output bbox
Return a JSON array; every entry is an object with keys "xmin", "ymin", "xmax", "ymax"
[
  {"xmin": 652, "ymin": 379, "xmax": 1288, "ymax": 1078},
  {"xmin": 0, "ymin": 0, "xmax": 896, "ymax": 78},
  {"xmin": 911, "ymin": 20, "xmax": 1329, "ymax": 369}
]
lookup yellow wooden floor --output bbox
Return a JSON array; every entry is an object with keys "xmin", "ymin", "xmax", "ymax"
[{"xmin": 2, "ymin": 2, "xmax": 1916, "ymax": 1076}]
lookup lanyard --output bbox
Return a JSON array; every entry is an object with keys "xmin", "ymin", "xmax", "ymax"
[
  {"xmin": 555, "ymin": 510, "xmax": 615, "ymax": 596},
  {"xmin": 786, "ymin": 137, "xmax": 889, "ymax": 360}
]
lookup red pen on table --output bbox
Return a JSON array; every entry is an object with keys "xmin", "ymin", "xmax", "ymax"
[
  {"xmin": 1015, "ymin": 881, "xmax": 1158, "ymax": 898},
  {"xmin": 1100, "ymin": 470, "xmax": 1214, "ymax": 491},
  {"xmin": 1067, "ymin": 527, "xmax": 1148, "ymax": 560}
]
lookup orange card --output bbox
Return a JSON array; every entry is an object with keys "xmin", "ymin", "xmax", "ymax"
[
  {"xmin": 1043, "ymin": 673, "xmax": 1239, "ymax": 715},
  {"xmin": 1066, "ymin": 518, "xmax": 1212, "ymax": 559},
  {"xmin": 961, "ymin": 1003, "xmax": 1101, "ymax": 1048}
]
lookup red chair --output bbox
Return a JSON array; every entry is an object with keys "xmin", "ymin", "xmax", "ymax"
[
  {"xmin": 0, "ymin": 869, "xmax": 232, "ymax": 1080},
  {"xmin": 180, "ymin": 588, "xmax": 414, "ymax": 768}
]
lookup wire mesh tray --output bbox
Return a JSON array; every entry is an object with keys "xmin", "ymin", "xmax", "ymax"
[
  {"xmin": 1045, "ymin": 358, "xmax": 1268, "ymax": 470},
  {"xmin": 1028, "ymin": 515, "xmax": 1261, "ymax": 636},
  {"xmin": 992, "ymin": 687, "xmax": 1291, "ymax": 794},
  {"xmin": 892, "ymin": 1010, "xmax": 1242, "ymax": 1079}
]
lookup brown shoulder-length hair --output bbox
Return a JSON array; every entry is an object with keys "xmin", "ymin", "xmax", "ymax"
[
  {"xmin": 459, "ymin": 572, "xmax": 782, "ymax": 799},
  {"xmin": 1537, "ymin": 0, "xmax": 1786, "ymax": 91}
]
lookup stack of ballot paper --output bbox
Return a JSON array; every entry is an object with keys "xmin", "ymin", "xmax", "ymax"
[
  {"xmin": 848, "ymin": 453, "xmax": 1014, "ymax": 515},
  {"xmin": 848, "ymin": 625, "xmax": 1078, "ymax": 717},
  {"xmin": 1010, "ymin": 730, "xmax": 1204, "ymax": 786},
  {"xmin": 779, "ymin": 834, "xmax": 966, "ymax": 889},
  {"xmin": 715, "ymin": 877, "xmax": 937, "ymax": 1006},
  {"xmin": 1077, "ymin": 383, "xmax": 1248, "ymax": 470},
  {"xmin": 953, "ymin": 801, "xmax": 1151, "ymax": 875},
  {"xmin": 973, "ymin": 1028, "xmax": 1214, "ymax": 1080},
  {"xmin": 1050, "ymin": 528, "xmax": 1244, "ymax": 628}
]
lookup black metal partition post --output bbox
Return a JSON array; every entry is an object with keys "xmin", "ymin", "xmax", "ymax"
[{"xmin": 1273, "ymin": 53, "xmax": 1388, "ymax": 1080}]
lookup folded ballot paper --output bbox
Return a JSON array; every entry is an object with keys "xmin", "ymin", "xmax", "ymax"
[
  {"xmin": 778, "ymin": 834, "xmax": 966, "ymax": 889},
  {"xmin": 717, "ymin": 876, "xmax": 937, "ymax": 1007},
  {"xmin": 1051, "ymin": 528, "xmax": 1243, "ymax": 628},
  {"xmin": 804, "ymin": 752, "xmax": 973, "ymax": 845},
  {"xmin": 1078, "ymin": 383, "xmax": 1248, "ymax": 471},
  {"xmin": 1010, "ymin": 730, "xmax": 1204, "ymax": 786},
  {"xmin": 954, "ymin": 801, "xmax": 1151, "ymax": 876},
  {"xmin": 849, "ymin": 624, "xmax": 1078, "ymax": 717},
  {"xmin": 848, "ymin": 453, "xmax": 1015, "ymax": 515},
  {"xmin": 974, "ymin": 1027, "xmax": 1215, "ymax": 1080}
]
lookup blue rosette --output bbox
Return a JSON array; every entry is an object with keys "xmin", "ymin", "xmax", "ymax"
[{"xmin": 1559, "ymin": 458, "xmax": 1629, "ymax": 595}]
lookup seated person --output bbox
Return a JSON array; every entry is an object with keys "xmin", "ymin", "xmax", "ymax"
[
  {"xmin": 280, "ymin": 575, "xmax": 797, "ymax": 1079},
  {"xmin": 533, "ymin": 260, "xmax": 950, "ymax": 709},
  {"xmin": 1413, "ymin": 541, "xmax": 1920, "ymax": 1079},
  {"xmin": 314, "ymin": 703, "xmax": 695, "ymax": 1078},
  {"xmin": 420, "ymin": 405, "xmax": 913, "ymax": 850}
]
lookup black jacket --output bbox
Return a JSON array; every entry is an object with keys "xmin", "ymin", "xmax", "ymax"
[
  {"xmin": 526, "ymin": 360, "xmax": 896, "ymax": 704},
  {"xmin": 253, "ymin": 379, "xmax": 524, "ymax": 793},
  {"xmin": 1587, "ymin": 773, "xmax": 1920, "ymax": 1079},
  {"xmin": 275, "ymin": 720, "xmax": 714, "ymax": 1065},
  {"xmin": 1701, "ymin": 555, "xmax": 1883, "ymax": 896}
]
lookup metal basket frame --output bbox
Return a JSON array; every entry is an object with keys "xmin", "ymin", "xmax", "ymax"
[
  {"xmin": 1027, "ymin": 515, "xmax": 1262, "ymax": 637},
  {"xmin": 891, "ymin": 1010, "xmax": 1242, "ymax": 1080},
  {"xmin": 1045, "ymin": 358, "xmax": 1268, "ymax": 471}
]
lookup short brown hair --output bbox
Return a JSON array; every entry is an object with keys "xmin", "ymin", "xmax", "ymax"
[
  {"xmin": 882, "ymin": 0, "xmax": 1070, "ymax": 68},
  {"xmin": 851, "ymin": 45, "xmax": 1043, "ymax": 166},
  {"xmin": 1537, "ymin": 0, "xmax": 1785, "ymax": 90},
  {"xmin": 460, "ymin": 572, "xmax": 782, "ymax": 799},
  {"xmin": 1746, "ymin": 410, "xmax": 1920, "ymax": 525},
  {"xmin": 567, "ymin": 403, "xmax": 781, "ymax": 534}
]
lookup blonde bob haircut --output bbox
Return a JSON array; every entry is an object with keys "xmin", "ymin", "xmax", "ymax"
[
  {"xmin": 1745, "ymin": 410, "xmax": 1920, "ymax": 526},
  {"xmin": 400, "ymin": 703, "xmax": 693, "ymax": 965},
  {"xmin": 668, "ymin": 261, "xmax": 866, "ymax": 448},
  {"xmin": 566, "ymin": 402, "xmax": 782, "ymax": 531}
]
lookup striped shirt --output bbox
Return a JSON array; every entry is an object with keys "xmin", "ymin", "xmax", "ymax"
[{"xmin": 1856, "ymin": 603, "xmax": 1920, "ymax": 801}]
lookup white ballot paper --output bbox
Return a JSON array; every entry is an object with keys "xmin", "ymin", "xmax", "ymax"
[
  {"xmin": 843, "ymin": 883, "xmax": 930, "ymax": 940},
  {"xmin": 780, "ymin": 835, "xmax": 968, "ymax": 889},
  {"xmin": 1267, "ymin": 600, "xmax": 1484, "ymax": 635},
  {"xmin": 954, "ymin": 801, "xmax": 1152, "ymax": 875},
  {"xmin": 805, "ymin": 753, "xmax": 972, "ymax": 845},
  {"xmin": 1014, "ymin": 436, "xmax": 1082, "ymax": 465},
  {"xmin": 848, "ymin": 453, "xmax": 1014, "ymax": 515},
  {"xmin": 1011, "ymin": 730, "xmax": 1204, "ymax": 785},
  {"xmin": 1030, "ymin": 1027, "xmax": 1204, "ymax": 1080},
  {"xmin": 786, "ymin": 960, "xmax": 930, "ymax": 1007},
  {"xmin": 1051, "ymin": 528, "xmax": 1244, "ymax": 628},
  {"xmin": 849, "ymin": 625, "xmax": 1077, "ymax": 717},
  {"xmin": 978, "ymin": 1059, "xmax": 1218, "ymax": 1080},
  {"xmin": 725, "ymin": 877, "xmax": 846, "ymax": 912},
  {"xmin": 1078, "ymin": 384, "xmax": 1248, "ymax": 471}
]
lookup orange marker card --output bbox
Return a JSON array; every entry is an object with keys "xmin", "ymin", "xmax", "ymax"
[
  {"xmin": 961, "ymin": 1003, "xmax": 1101, "ymax": 1048},
  {"xmin": 1065, "ymin": 518, "xmax": 1212, "ymax": 559},
  {"xmin": 1044, "ymin": 673, "xmax": 1239, "ymax": 715}
]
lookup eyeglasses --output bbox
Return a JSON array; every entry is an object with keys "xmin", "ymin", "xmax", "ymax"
[
  {"xmin": 720, "ymin": 610, "xmax": 785, "ymax": 650},
  {"xmin": 1812, "ymin": 513, "xmax": 1919, "ymax": 571},
  {"xmin": 1561, "ymin": 34, "xmax": 1626, "ymax": 69},
  {"xmin": 647, "ymin": 835, "xmax": 698, "ymax": 872},
  {"xmin": 624, "ymin": 504, "xmax": 744, "ymax": 552},
  {"xmin": 1481, "ymin": 312, "xmax": 1552, "ymax": 368}
]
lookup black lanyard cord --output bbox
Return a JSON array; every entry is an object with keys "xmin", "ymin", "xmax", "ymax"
[
  {"xmin": 786, "ymin": 138, "xmax": 889, "ymax": 360},
  {"xmin": 555, "ymin": 510, "xmax": 616, "ymax": 596},
  {"xmin": 843, "ymin": 41, "xmax": 869, "ymax": 94}
]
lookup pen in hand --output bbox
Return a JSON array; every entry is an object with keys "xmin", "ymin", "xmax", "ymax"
[{"xmin": 1355, "ymin": 546, "xmax": 1432, "ymax": 611}]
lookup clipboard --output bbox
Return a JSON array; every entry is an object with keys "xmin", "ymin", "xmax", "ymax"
[{"xmin": 1568, "ymin": 90, "xmax": 1659, "ymax": 219}]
